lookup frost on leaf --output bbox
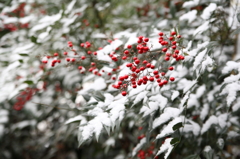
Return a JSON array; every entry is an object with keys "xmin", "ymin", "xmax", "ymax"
[
  {"xmin": 153, "ymin": 107, "xmax": 182, "ymax": 129},
  {"xmin": 201, "ymin": 115, "xmax": 218, "ymax": 134},
  {"xmin": 132, "ymin": 137, "xmax": 146, "ymax": 156},
  {"xmin": 156, "ymin": 117, "xmax": 182, "ymax": 139},
  {"xmin": 156, "ymin": 138, "xmax": 174, "ymax": 159}
]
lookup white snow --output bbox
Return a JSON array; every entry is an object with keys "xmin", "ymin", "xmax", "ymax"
[
  {"xmin": 193, "ymin": 48, "xmax": 208, "ymax": 70},
  {"xmin": 65, "ymin": 115, "xmax": 86, "ymax": 124},
  {"xmin": 201, "ymin": 3, "xmax": 217, "ymax": 20},
  {"xmin": 194, "ymin": 21, "xmax": 210, "ymax": 35},
  {"xmin": 222, "ymin": 61, "xmax": 240, "ymax": 74},
  {"xmin": 153, "ymin": 107, "xmax": 182, "ymax": 129},
  {"xmin": 156, "ymin": 138, "xmax": 174, "ymax": 159},
  {"xmin": 182, "ymin": 0, "xmax": 199, "ymax": 8},
  {"xmin": 171, "ymin": 91, "xmax": 179, "ymax": 101},
  {"xmin": 132, "ymin": 137, "xmax": 146, "ymax": 156},
  {"xmin": 140, "ymin": 102, "xmax": 159, "ymax": 117},
  {"xmin": 220, "ymin": 82, "xmax": 240, "ymax": 107},
  {"xmin": 133, "ymin": 91, "xmax": 148, "ymax": 105},
  {"xmin": 200, "ymin": 104, "xmax": 209, "ymax": 120},
  {"xmin": 201, "ymin": 115, "xmax": 218, "ymax": 134},
  {"xmin": 156, "ymin": 117, "xmax": 182, "ymax": 139},
  {"xmin": 179, "ymin": 10, "xmax": 197, "ymax": 23}
]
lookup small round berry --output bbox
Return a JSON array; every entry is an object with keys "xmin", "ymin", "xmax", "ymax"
[
  {"xmin": 124, "ymin": 50, "xmax": 130, "ymax": 54},
  {"xmin": 78, "ymin": 66, "xmax": 83, "ymax": 70},
  {"xmin": 161, "ymin": 72, "xmax": 166, "ymax": 76},
  {"xmin": 146, "ymin": 63, "xmax": 151, "ymax": 68},
  {"xmin": 159, "ymin": 32, "xmax": 164, "ymax": 36},
  {"xmin": 171, "ymin": 31, "xmax": 176, "ymax": 36},
  {"xmin": 112, "ymin": 77, "xmax": 116, "ymax": 80},
  {"xmin": 172, "ymin": 45, "xmax": 176, "ymax": 49},
  {"xmin": 80, "ymin": 43, "xmax": 85, "ymax": 47},
  {"xmin": 149, "ymin": 77, "xmax": 154, "ymax": 81},
  {"xmin": 157, "ymin": 79, "xmax": 161, "ymax": 83},
  {"xmin": 135, "ymin": 59, "xmax": 140, "ymax": 64},
  {"xmin": 54, "ymin": 53, "xmax": 58, "ymax": 56},
  {"xmin": 66, "ymin": 58, "xmax": 70, "ymax": 62},
  {"xmin": 169, "ymin": 37, "xmax": 174, "ymax": 41},
  {"xmin": 63, "ymin": 52, "xmax": 68, "ymax": 55},
  {"xmin": 150, "ymin": 65, "xmax": 155, "ymax": 69},
  {"xmin": 169, "ymin": 77, "xmax": 175, "ymax": 81},
  {"xmin": 174, "ymin": 50, "xmax": 179, "ymax": 54},
  {"xmin": 127, "ymin": 45, "xmax": 132, "ymax": 49},
  {"xmin": 122, "ymin": 91, "xmax": 127, "ymax": 96},
  {"xmin": 81, "ymin": 56, "xmax": 86, "ymax": 60},
  {"xmin": 172, "ymin": 41, "xmax": 177, "ymax": 45},
  {"xmin": 122, "ymin": 56, "xmax": 127, "ymax": 60},
  {"xmin": 143, "ymin": 38, "xmax": 149, "ymax": 42},
  {"xmin": 87, "ymin": 51, "xmax": 91, "ymax": 54},
  {"xmin": 93, "ymin": 52, "xmax": 97, "ymax": 55},
  {"xmin": 153, "ymin": 70, "xmax": 158, "ymax": 75},
  {"xmin": 169, "ymin": 66, "xmax": 174, "ymax": 70},
  {"xmin": 177, "ymin": 35, "xmax": 181, "ymax": 38},
  {"xmin": 162, "ymin": 48, "xmax": 168, "ymax": 52},
  {"xmin": 132, "ymin": 85, "xmax": 137, "ymax": 88},
  {"xmin": 143, "ymin": 60, "xmax": 148, "ymax": 64},
  {"xmin": 133, "ymin": 57, "xmax": 138, "ymax": 60},
  {"xmin": 165, "ymin": 56, "xmax": 170, "ymax": 61},
  {"xmin": 91, "ymin": 62, "xmax": 95, "ymax": 66},
  {"xmin": 155, "ymin": 75, "xmax": 160, "ymax": 79}
]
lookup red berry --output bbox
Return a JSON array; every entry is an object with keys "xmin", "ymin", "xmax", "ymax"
[
  {"xmin": 133, "ymin": 57, "xmax": 138, "ymax": 60},
  {"xmin": 169, "ymin": 37, "xmax": 174, "ymax": 41},
  {"xmin": 66, "ymin": 58, "xmax": 70, "ymax": 62},
  {"xmin": 162, "ymin": 48, "xmax": 168, "ymax": 52},
  {"xmin": 171, "ymin": 31, "xmax": 176, "ymax": 36},
  {"xmin": 132, "ymin": 85, "xmax": 137, "ymax": 88},
  {"xmin": 78, "ymin": 66, "xmax": 83, "ymax": 70},
  {"xmin": 54, "ymin": 53, "xmax": 58, "ymax": 56},
  {"xmin": 177, "ymin": 35, "xmax": 181, "ymax": 38},
  {"xmin": 127, "ymin": 45, "xmax": 132, "ymax": 49},
  {"xmin": 159, "ymin": 32, "xmax": 164, "ymax": 36},
  {"xmin": 124, "ymin": 50, "xmax": 129, "ymax": 54},
  {"xmin": 149, "ymin": 77, "xmax": 154, "ymax": 81},
  {"xmin": 172, "ymin": 41, "xmax": 177, "ymax": 45},
  {"xmin": 169, "ymin": 66, "xmax": 174, "ymax": 70},
  {"xmin": 165, "ymin": 56, "xmax": 170, "ymax": 61},
  {"xmin": 93, "ymin": 52, "xmax": 97, "ymax": 55},
  {"xmin": 135, "ymin": 59, "xmax": 140, "ymax": 64},
  {"xmin": 63, "ymin": 52, "xmax": 68, "ymax": 55},
  {"xmin": 122, "ymin": 91, "xmax": 127, "ymax": 96},
  {"xmin": 174, "ymin": 50, "xmax": 179, "ymax": 54},
  {"xmin": 143, "ymin": 38, "xmax": 149, "ymax": 42},
  {"xmin": 169, "ymin": 77, "xmax": 175, "ymax": 81},
  {"xmin": 155, "ymin": 74, "xmax": 160, "ymax": 79},
  {"xmin": 161, "ymin": 72, "xmax": 166, "ymax": 76},
  {"xmin": 146, "ymin": 63, "xmax": 151, "ymax": 68},
  {"xmin": 143, "ymin": 60, "xmax": 148, "ymax": 64},
  {"xmin": 122, "ymin": 56, "xmax": 127, "ymax": 60},
  {"xmin": 153, "ymin": 70, "xmax": 158, "ymax": 75},
  {"xmin": 172, "ymin": 45, "xmax": 177, "ymax": 49},
  {"xmin": 150, "ymin": 65, "xmax": 155, "ymax": 69},
  {"xmin": 81, "ymin": 56, "xmax": 86, "ymax": 60}
]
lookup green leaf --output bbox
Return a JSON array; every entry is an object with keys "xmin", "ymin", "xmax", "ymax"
[
  {"xmin": 92, "ymin": 91, "xmax": 105, "ymax": 101},
  {"xmin": 217, "ymin": 138, "xmax": 224, "ymax": 150},
  {"xmin": 19, "ymin": 53, "xmax": 29, "ymax": 56},
  {"xmin": 184, "ymin": 154, "xmax": 201, "ymax": 159},
  {"xmin": 172, "ymin": 122, "xmax": 183, "ymax": 131},
  {"xmin": 18, "ymin": 59, "xmax": 23, "ymax": 63},
  {"xmin": 237, "ymin": 13, "xmax": 240, "ymax": 23},
  {"xmin": 170, "ymin": 137, "xmax": 179, "ymax": 145},
  {"xmin": 82, "ymin": 94, "xmax": 91, "ymax": 102},
  {"xmin": 231, "ymin": 28, "xmax": 240, "ymax": 36},
  {"xmin": 23, "ymin": 80, "xmax": 34, "ymax": 85},
  {"xmin": 30, "ymin": 36, "xmax": 41, "ymax": 44}
]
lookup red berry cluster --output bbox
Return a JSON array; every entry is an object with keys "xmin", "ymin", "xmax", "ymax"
[
  {"xmin": 13, "ymin": 88, "xmax": 38, "ymax": 111},
  {"xmin": 137, "ymin": 143, "xmax": 158, "ymax": 159},
  {"xmin": 112, "ymin": 31, "xmax": 184, "ymax": 96},
  {"xmin": 0, "ymin": 3, "xmax": 29, "ymax": 32},
  {"xmin": 42, "ymin": 31, "xmax": 185, "ymax": 96}
]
